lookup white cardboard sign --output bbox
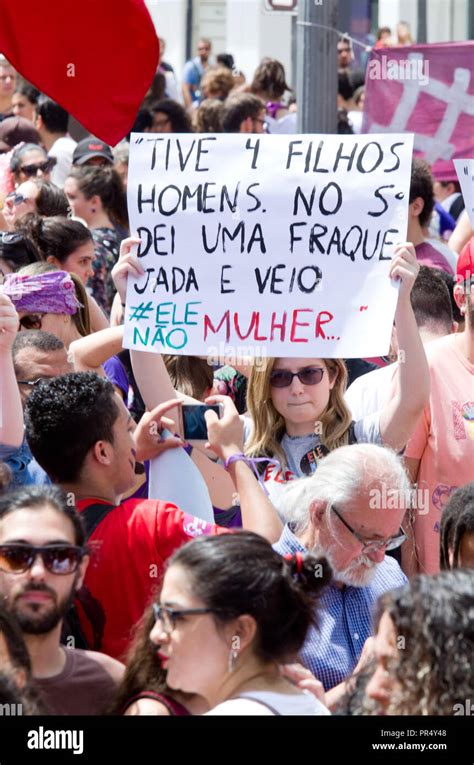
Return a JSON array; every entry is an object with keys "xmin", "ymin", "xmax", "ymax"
[{"xmin": 123, "ymin": 132, "xmax": 413, "ymax": 358}]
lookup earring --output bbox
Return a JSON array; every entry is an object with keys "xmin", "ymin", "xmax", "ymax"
[
  {"xmin": 63, "ymin": 315, "xmax": 69, "ymax": 323},
  {"xmin": 228, "ymin": 648, "xmax": 238, "ymax": 673}
]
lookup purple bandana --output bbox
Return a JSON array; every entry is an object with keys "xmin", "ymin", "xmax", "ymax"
[{"xmin": 1, "ymin": 271, "xmax": 81, "ymax": 315}]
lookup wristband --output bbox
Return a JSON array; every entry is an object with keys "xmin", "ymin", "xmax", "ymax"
[{"xmin": 224, "ymin": 453, "xmax": 280, "ymax": 496}]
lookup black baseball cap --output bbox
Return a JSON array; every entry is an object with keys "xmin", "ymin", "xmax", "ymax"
[{"xmin": 72, "ymin": 137, "xmax": 113, "ymax": 165}]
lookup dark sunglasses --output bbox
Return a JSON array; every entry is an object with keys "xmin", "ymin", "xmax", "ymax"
[
  {"xmin": 5, "ymin": 192, "xmax": 31, "ymax": 206},
  {"xmin": 0, "ymin": 231, "xmax": 26, "ymax": 244},
  {"xmin": 0, "ymin": 543, "xmax": 86, "ymax": 575},
  {"xmin": 269, "ymin": 366, "xmax": 325, "ymax": 388},
  {"xmin": 19, "ymin": 313, "xmax": 44, "ymax": 330},
  {"xmin": 19, "ymin": 158, "xmax": 56, "ymax": 177}
]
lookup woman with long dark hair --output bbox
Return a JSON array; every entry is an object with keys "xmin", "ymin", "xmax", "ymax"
[
  {"xmin": 64, "ymin": 166, "xmax": 129, "ymax": 314},
  {"xmin": 150, "ymin": 532, "xmax": 332, "ymax": 715}
]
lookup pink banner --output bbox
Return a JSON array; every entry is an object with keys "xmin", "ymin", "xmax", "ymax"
[{"xmin": 362, "ymin": 42, "xmax": 474, "ymax": 182}]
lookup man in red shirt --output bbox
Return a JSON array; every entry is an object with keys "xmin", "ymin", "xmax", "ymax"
[
  {"xmin": 24, "ymin": 372, "xmax": 227, "ymax": 660},
  {"xmin": 23, "ymin": 372, "xmax": 281, "ymax": 660}
]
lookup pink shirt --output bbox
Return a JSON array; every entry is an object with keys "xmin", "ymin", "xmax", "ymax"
[
  {"xmin": 415, "ymin": 241, "xmax": 454, "ymax": 274},
  {"xmin": 405, "ymin": 334, "xmax": 474, "ymax": 574}
]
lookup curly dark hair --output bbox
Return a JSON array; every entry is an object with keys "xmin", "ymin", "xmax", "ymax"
[
  {"xmin": 152, "ymin": 99, "xmax": 194, "ymax": 133},
  {"xmin": 25, "ymin": 372, "xmax": 119, "ymax": 483},
  {"xmin": 440, "ymin": 483, "xmax": 474, "ymax": 570},
  {"xmin": 374, "ymin": 570, "xmax": 474, "ymax": 715}
]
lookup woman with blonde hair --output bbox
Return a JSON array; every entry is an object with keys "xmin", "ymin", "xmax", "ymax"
[
  {"xmin": 200, "ymin": 67, "xmax": 235, "ymax": 101},
  {"xmin": 242, "ymin": 243, "xmax": 429, "ymax": 517}
]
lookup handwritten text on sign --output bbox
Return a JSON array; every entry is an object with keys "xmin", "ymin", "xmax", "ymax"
[{"xmin": 123, "ymin": 133, "xmax": 413, "ymax": 357}]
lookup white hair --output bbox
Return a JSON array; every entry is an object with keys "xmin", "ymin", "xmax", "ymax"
[{"xmin": 279, "ymin": 443, "xmax": 411, "ymax": 534}]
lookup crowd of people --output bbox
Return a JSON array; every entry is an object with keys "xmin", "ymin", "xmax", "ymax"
[{"xmin": 0, "ymin": 28, "xmax": 472, "ymax": 719}]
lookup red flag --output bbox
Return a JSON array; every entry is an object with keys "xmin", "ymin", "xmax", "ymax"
[
  {"xmin": 362, "ymin": 42, "xmax": 474, "ymax": 182},
  {"xmin": 0, "ymin": 0, "xmax": 159, "ymax": 145}
]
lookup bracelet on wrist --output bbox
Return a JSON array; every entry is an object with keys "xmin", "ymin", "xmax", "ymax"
[{"xmin": 223, "ymin": 453, "xmax": 281, "ymax": 497}]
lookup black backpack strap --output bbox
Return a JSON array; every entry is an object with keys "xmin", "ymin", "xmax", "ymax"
[
  {"xmin": 81, "ymin": 502, "xmax": 115, "ymax": 539},
  {"xmin": 61, "ymin": 502, "xmax": 114, "ymax": 652},
  {"xmin": 347, "ymin": 421, "xmax": 358, "ymax": 445}
]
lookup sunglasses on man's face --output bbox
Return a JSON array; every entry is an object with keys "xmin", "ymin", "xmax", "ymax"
[
  {"xmin": 0, "ymin": 543, "xmax": 85, "ymax": 575},
  {"xmin": 5, "ymin": 192, "xmax": 31, "ymax": 207},
  {"xmin": 19, "ymin": 158, "xmax": 56, "ymax": 177},
  {"xmin": 269, "ymin": 366, "xmax": 325, "ymax": 388},
  {"xmin": 19, "ymin": 313, "xmax": 44, "ymax": 330}
]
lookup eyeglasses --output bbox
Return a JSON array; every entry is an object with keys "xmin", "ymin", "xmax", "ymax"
[
  {"xmin": 19, "ymin": 314, "xmax": 44, "ymax": 330},
  {"xmin": 16, "ymin": 377, "xmax": 50, "ymax": 388},
  {"xmin": 331, "ymin": 505, "xmax": 407, "ymax": 554},
  {"xmin": 19, "ymin": 158, "xmax": 56, "ymax": 177},
  {"xmin": 152, "ymin": 603, "xmax": 218, "ymax": 634},
  {"xmin": 269, "ymin": 367, "xmax": 325, "ymax": 388},
  {"xmin": 4, "ymin": 192, "xmax": 31, "ymax": 207},
  {"xmin": 0, "ymin": 543, "xmax": 85, "ymax": 575}
]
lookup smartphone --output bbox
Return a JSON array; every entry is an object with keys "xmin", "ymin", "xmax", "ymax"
[{"xmin": 181, "ymin": 404, "xmax": 223, "ymax": 441}]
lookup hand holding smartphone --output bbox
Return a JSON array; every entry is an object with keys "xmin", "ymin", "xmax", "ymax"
[{"xmin": 181, "ymin": 403, "xmax": 223, "ymax": 441}]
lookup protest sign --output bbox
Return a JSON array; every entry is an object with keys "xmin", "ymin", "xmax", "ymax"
[
  {"xmin": 123, "ymin": 132, "xmax": 413, "ymax": 359},
  {"xmin": 148, "ymin": 430, "xmax": 215, "ymax": 524},
  {"xmin": 454, "ymin": 158, "xmax": 474, "ymax": 229},
  {"xmin": 363, "ymin": 43, "xmax": 474, "ymax": 182}
]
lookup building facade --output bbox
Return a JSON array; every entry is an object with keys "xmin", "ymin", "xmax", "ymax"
[{"xmin": 146, "ymin": 0, "xmax": 472, "ymax": 89}]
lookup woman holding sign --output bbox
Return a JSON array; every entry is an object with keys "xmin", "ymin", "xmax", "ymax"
[
  {"xmin": 113, "ymin": 239, "xmax": 429, "ymax": 527},
  {"xmin": 238, "ymin": 242, "xmax": 429, "ymax": 517}
]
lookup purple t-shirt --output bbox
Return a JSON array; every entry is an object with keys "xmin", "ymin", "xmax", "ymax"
[{"xmin": 104, "ymin": 356, "xmax": 129, "ymax": 401}]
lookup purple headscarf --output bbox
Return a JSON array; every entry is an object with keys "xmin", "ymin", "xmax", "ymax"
[{"xmin": 1, "ymin": 271, "xmax": 81, "ymax": 315}]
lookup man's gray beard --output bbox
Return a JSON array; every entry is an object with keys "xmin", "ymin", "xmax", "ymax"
[{"xmin": 311, "ymin": 541, "xmax": 378, "ymax": 587}]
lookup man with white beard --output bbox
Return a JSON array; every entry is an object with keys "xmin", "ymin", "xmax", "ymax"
[{"xmin": 273, "ymin": 443, "xmax": 408, "ymax": 694}]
